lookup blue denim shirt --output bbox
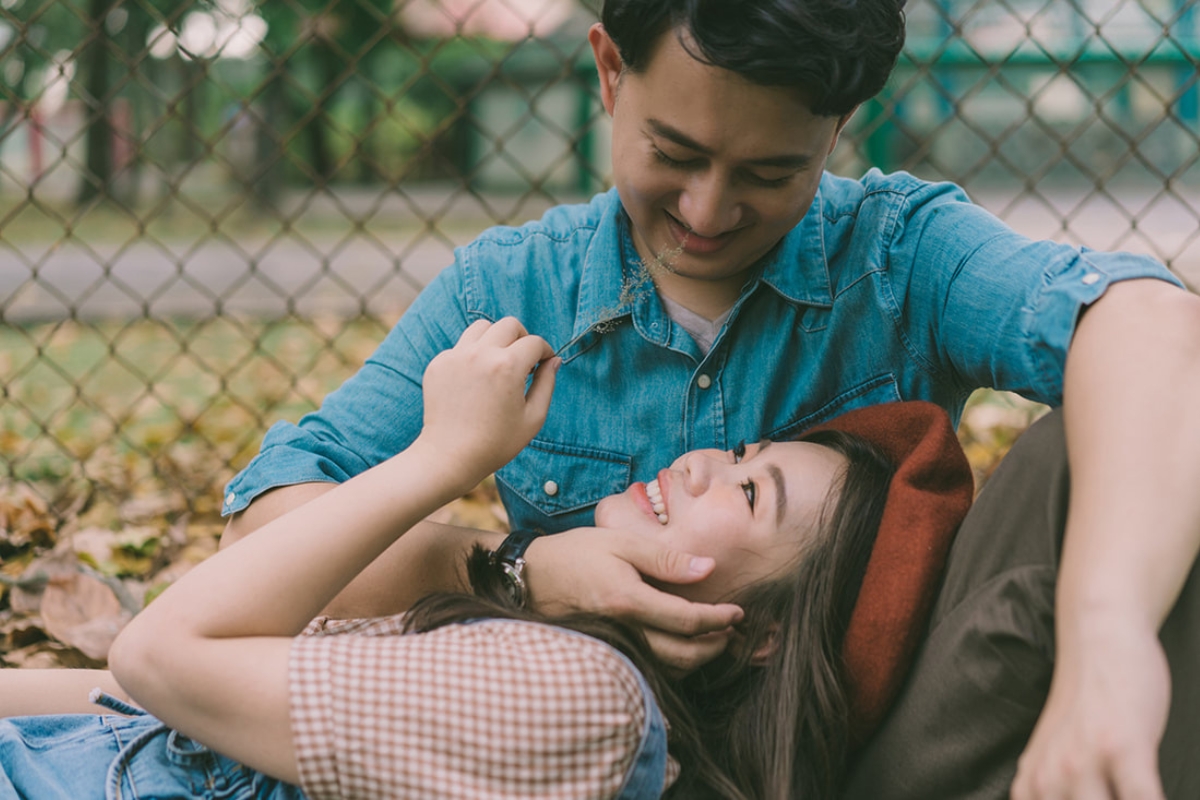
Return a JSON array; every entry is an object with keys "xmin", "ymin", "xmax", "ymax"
[{"xmin": 224, "ymin": 170, "xmax": 1182, "ymax": 532}]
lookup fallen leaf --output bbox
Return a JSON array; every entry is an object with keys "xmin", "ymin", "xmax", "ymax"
[
  {"xmin": 0, "ymin": 485, "xmax": 57, "ymax": 550},
  {"xmin": 2, "ymin": 640, "xmax": 101, "ymax": 669},
  {"xmin": 40, "ymin": 572, "xmax": 132, "ymax": 662}
]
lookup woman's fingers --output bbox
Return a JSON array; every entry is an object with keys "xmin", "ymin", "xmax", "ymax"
[
  {"xmin": 476, "ymin": 315, "xmax": 529, "ymax": 347},
  {"xmin": 418, "ymin": 318, "xmax": 558, "ymax": 479},
  {"xmin": 524, "ymin": 356, "xmax": 560, "ymax": 421},
  {"xmin": 456, "ymin": 317, "xmax": 493, "ymax": 345}
]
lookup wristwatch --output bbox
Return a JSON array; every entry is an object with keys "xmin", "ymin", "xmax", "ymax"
[{"xmin": 491, "ymin": 528, "xmax": 541, "ymax": 609}]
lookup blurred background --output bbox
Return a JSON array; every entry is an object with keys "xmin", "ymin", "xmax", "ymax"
[{"xmin": 0, "ymin": 0, "xmax": 1196, "ymax": 664}]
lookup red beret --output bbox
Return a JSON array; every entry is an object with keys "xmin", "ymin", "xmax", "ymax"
[{"xmin": 807, "ymin": 401, "xmax": 974, "ymax": 745}]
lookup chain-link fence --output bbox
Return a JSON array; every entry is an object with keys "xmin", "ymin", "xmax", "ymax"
[{"xmin": 1, "ymin": 0, "xmax": 1197, "ymax": 536}]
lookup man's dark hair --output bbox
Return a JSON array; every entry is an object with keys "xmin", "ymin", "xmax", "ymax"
[{"xmin": 601, "ymin": 0, "xmax": 907, "ymax": 116}]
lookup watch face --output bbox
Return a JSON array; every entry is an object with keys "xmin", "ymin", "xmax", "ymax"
[{"xmin": 498, "ymin": 560, "xmax": 526, "ymax": 608}]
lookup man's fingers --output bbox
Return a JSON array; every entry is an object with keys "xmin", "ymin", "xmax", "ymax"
[
  {"xmin": 1110, "ymin": 751, "xmax": 1165, "ymax": 800},
  {"xmin": 622, "ymin": 537, "xmax": 717, "ymax": 585},
  {"xmin": 621, "ymin": 582, "xmax": 742, "ymax": 636}
]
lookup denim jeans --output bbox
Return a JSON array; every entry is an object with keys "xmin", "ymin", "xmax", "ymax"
[
  {"xmin": 1, "ymin": 684, "xmax": 668, "ymax": 800},
  {"xmin": 0, "ymin": 693, "xmax": 305, "ymax": 800}
]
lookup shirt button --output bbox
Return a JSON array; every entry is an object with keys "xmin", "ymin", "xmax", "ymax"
[
  {"xmin": 542, "ymin": 480, "xmax": 559, "ymax": 497},
  {"xmin": 1082, "ymin": 273, "xmax": 1100, "ymax": 285},
  {"xmin": 225, "ymin": 492, "xmax": 236, "ymax": 505},
  {"xmin": 697, "ymin": 374, "xmax": 713, "ymax": 389}
]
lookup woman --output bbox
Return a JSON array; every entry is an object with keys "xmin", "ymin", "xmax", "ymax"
[{"xmin": 0, "ymin": 319, "xmax": 972, "ymax": 800}]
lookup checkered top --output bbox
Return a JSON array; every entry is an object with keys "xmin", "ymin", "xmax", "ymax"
[{"xmin": 289, "ymin": 614, "xmax": 678, "ymax": 799}]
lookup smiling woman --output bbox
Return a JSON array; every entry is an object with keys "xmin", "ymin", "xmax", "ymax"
[
  {"xmin": 0, "ymin": 319, "xmax": 974, "ymax": 800},
  {"xmin": 595, "ymin": 436, "xmax": 851, "ymax": 605}
]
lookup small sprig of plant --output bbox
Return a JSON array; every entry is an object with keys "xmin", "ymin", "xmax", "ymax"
[{"xmin": 581, "ymin": 236, "xmax": 688, "ymax": 339}]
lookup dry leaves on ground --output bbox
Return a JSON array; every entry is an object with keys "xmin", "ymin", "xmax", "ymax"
[{"xmin": 0, "ymin": 476, "xmax": 507, "ymax": 669}]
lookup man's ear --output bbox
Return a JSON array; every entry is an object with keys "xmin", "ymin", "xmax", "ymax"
[
  {"xmin": 749, "ymin": 622, "xmax": 781, "ymax": 666},
  {"xmin": 588, "ymin": 22, "xmax": 624, "ymax": 117}
]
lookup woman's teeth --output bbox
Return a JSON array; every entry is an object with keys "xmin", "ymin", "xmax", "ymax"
[{"xmin": 646, "ymin": 479, "xmax": 668, "ymax": 525}]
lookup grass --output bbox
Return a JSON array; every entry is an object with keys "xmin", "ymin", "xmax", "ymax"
[{"xmin": 0, "ymin": 314, "xmax": 397, "ymax": 522}]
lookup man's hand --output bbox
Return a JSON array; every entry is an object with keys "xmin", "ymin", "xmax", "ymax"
[
  {"xmin": 1012, "ymin": 621, "xmax": 1170, "ymax": 800},
  {"xmin": 524, "ymin": 528, "xmax": 744, "ymax": 672}
]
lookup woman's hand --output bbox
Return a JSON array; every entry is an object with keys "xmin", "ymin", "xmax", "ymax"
[{"xmin": 417, "ymin": 318, "xmax": 559, "ymax": 492}]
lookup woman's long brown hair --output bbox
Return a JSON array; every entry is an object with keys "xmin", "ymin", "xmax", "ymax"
[{"xmin": 403, "ymin": 429, "xmax": 895, "ymax": 799}]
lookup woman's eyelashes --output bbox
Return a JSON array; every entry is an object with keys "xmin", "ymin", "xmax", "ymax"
[
  {"xmin": 731, "ymin": 442, "xmax": 757, "ymax": 510},
  {"xmin": 741, "ymin": 480, "xmax": 757, "ymax": 511}
]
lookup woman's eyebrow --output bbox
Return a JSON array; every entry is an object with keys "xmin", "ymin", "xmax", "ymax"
[{"xmin": 768, "ymin": 464, "xmax": 787, "ymax": 527}]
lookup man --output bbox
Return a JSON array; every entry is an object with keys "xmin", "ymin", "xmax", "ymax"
[{"xmin": 222, "ymin": 2, "xmax": 1200, "ymax": 797}]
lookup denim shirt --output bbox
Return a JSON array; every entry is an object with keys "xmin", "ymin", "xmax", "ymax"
[{"xmin": 224, "ymin": 170, "xmax": 1181, "ymax": 532}]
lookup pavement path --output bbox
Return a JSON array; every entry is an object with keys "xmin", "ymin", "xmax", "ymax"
[{"xmin": 1, "ymin": 184, "xmax": 1196, "ymax": 324}]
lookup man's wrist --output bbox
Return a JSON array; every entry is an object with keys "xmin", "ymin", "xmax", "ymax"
[{"xmin": 490, "ymin": 528, "xmax": 541, "ymax": 608}]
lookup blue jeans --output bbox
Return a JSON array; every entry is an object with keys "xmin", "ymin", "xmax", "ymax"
[
  {"xmin": 1, "ymin": 685, "xmax": 667, "ymax": 799},
  {"xmin": 0, "ymin": 693, "xmax": 305, "ymax": 800}
]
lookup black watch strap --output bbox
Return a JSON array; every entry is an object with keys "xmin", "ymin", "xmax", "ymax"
[{"xmin": 492, "ymin": 528, "xmax": 540, "ymax": 609}]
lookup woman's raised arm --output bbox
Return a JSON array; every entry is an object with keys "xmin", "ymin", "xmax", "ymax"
[{"xmin": 106, "ymin": 318, "xmax": 558, "ymax": 784}]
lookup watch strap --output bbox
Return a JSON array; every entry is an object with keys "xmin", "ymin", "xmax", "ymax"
[
  {"xmin": 495, "ymin": 528, "xmax": 540, "ymax": 565},
  {"xmin": 491, "ymin": 528, "xmax": 541, "ymax": 608}
]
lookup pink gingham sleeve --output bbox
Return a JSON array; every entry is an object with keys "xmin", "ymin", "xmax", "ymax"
[{"xmin": 289, "ymin": 615, "xmax": 672, "ymax": 799}]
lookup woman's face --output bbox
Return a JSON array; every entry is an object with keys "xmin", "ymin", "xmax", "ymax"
[{"xmin": 594, "ymin": 441, "xmax": 847, "ymax": 603}]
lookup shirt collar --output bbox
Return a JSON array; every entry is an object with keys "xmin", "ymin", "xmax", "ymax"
[
  {"xmin": 573, "ymin": 189, "xmax": 628, "ymax": 332},
  {"xmin": 754, "ymin": 180, "xmax": 834, "ymax": 308},
  {"xmin": 567, "ymin": 184, "xmax": 833, "ymax": 353},
  {"xmin": 569, "ymin": 190, "xmax": 672, "ymax": 351}
]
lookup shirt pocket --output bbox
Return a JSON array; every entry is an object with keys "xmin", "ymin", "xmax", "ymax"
[{"xmin": 495, "ymin": 439, "xmax": 632, "ymax": 520}]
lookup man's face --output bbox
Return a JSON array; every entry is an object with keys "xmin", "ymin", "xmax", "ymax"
[{"xmin": 589, "ymin": 23, "xmax": 852, "ymax": 314}]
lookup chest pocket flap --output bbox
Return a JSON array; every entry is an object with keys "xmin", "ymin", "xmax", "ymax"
[{"xmin": 496, "ymin": 440, "xmax": 631, "ymax": 517}]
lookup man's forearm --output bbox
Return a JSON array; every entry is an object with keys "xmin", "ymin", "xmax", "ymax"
[
  {"xmin": 320, "ymin": 520, "xmax": 503, "ymax": 618},
  {"xmin": 221, "ymin": 483, "xmax": 501, "ymax": 619},
  {"xmin": 1060, "ymin": 279, "xmax": 1200, "ymax": 644}
]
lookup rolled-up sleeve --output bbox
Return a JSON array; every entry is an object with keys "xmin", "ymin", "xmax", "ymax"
[{"xmin": 885, "ymin": 177, "xmax": 1184, "ymax": 406}]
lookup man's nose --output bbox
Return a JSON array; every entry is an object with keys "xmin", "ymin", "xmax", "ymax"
[{"xmin": 678, "ymin": 172, "xmax": 741, "ymax": 237}]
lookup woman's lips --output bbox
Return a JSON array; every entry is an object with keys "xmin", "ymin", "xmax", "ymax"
[
  {"xmin": 666, "ymin": 212, "xmax": 734, "ymax": 255},
  {"xmin": 629, "ymin": 481, "xmax": 658, "ymax": 521}
]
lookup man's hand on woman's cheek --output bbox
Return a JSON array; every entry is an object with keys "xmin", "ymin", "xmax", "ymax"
[{"xmin": 524, "ymin": 528, "xmax": 744, "ymax": 672}]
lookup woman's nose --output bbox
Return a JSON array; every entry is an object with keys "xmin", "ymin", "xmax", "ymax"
[{"xmin": 682, "ymin": 451, "xmax": 714, "ymax": 495}]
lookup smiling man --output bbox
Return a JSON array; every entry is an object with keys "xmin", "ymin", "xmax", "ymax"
[{"xmin": 220, "ymin": 2, "xmax": 1200, "ymax": 799}]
